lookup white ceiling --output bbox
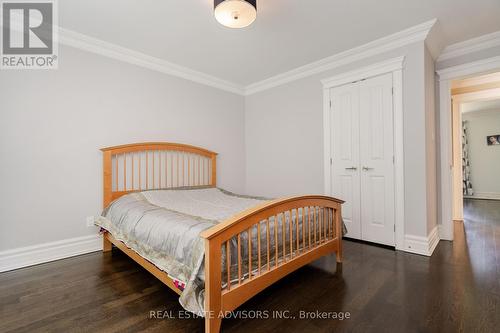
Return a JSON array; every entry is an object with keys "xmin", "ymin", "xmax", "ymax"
[{"xmin": 60, "ymin": 0, "xmax": 500, "ymax": 85}]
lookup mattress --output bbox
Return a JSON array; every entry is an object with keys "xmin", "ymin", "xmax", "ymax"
[{"xmin": 95, "ymin": 187, "xmax": 269, "ymax": 315}]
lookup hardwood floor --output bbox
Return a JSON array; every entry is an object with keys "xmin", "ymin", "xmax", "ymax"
[{"xmin": 1, "ymin": 199, "xmax": 499, "ymax": 332}]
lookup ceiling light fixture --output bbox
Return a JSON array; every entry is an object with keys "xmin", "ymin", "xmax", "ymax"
[{"xmin": 214, "ymin": 0, "xmax": 257, "ymax": 29}]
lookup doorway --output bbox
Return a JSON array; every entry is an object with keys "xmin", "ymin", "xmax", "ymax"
[
  {"xmin": 460, "ymin": 99, "xmax": 500, "ymax": 200},
  {"xmin": 438, "ymin": 64, "xmax": 500, "ymax": 241},
  {"xmin": 451, "ymin": 74, "xmax": 500, "ymax": 222}
]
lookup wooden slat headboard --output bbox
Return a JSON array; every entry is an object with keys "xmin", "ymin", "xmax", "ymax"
[{"xmin": 101, "ymin": 142, "xmax": 218, "ymax": 207}]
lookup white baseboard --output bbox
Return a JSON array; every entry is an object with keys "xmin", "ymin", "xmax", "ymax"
[
  {"xmin": 464, "ymin": 192, "xmax": 500, "ymax": 200},
  {"xmin": 403, "ymin": 226, "xmax": 440, "ymax": 256},
  {"xmin": 0, "ymin": 234, "xmax": 102, "ymax": 273}
]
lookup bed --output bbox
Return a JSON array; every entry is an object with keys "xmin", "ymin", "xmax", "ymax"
[{"xmin": 97, "ymin": 142, "xmax": 344, "ymax": 333}]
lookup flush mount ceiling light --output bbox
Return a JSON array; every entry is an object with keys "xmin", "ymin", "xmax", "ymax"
[{"xmin": 214, "ymin": 0, "xmax": 257, "ymax": 28}]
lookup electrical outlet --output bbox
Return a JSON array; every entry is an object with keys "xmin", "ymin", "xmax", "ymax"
[{"xmin": 86, "ymin": 216, "xmax": 95, "ymax": 227}]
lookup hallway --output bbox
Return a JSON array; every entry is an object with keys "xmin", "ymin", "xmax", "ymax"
[{"xmin": 439, "ymin": 198, "xmax": 500, "ymax": 330}]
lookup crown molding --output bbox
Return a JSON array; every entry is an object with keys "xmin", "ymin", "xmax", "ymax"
[
  {"xmin": 437, "ymin": 30, "xmax": 500, "ymax": 62},
  {"xmin": 436, "ymin": 55, "xmax": 500, "ymax": 81},
  {"xmin": 1, "ymin": 14, "xmax": 246, "ymax": 94},
  {"xmin": 424, "ymin": 19, "xmax": 445, "ymax": 60},
  {"xmin": 58, "ymin": 27, "xmax": 246, "ymax": 95},
  {"xmin": 245, "ymin": 19, "xmax": 437, "ymax": 95},
  {"xmin": 5, "ymin": 18, "xmax": 441, "ymax": 96}
]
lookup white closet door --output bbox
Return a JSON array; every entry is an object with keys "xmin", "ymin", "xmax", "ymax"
[
  {"xmin": 330, "ymin": 82, "xmax": 361, "ymax": 239},
  {"xmin": 359, "ymin": 73, "xmax": 395, "ymax": 246}
]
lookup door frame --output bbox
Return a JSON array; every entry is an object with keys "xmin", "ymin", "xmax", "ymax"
[
  {"xmin": 322, "ymin": 56, "xmax": 405, "ymax": 250},
  {"xmin": 450, "ymin": 88, "xmax": 500, "ymax": 222},
  {"xmin": 436, "ymin": 56, "xmax": 500, "ymax": 241}
]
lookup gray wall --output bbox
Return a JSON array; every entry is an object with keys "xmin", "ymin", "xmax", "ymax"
[
  {"xmin": 462, "ymin": 109, "xmax": 500, "ymax": 197},
  {"xmin": 245, "ymin": 41, "xmax": 432, "ymax": 238},
  {"xmin": 0, "ymin": 45, "xmax": 246, "ymax": 251}
]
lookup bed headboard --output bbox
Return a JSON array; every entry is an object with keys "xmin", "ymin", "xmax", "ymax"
[{"xmin": 101, "ymin": 142, "xmax": 218, "ymax": 207}]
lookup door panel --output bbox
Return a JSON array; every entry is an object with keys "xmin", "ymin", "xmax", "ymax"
[
  {"xmin": 330, "ymin": 83, "xmax": 361, "ymax": 239},
  {"xmin": 369, "ymin": 175, "xmax": 386, "ymax": 225},
  {"xmin": 359, "ymin": 73, "xmax": 395, "ymax": 246}
]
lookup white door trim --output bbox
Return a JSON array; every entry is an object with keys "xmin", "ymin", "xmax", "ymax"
[
  {"xmin": 437, "ymin": 55, "xmax": 500, "ymax": 241},
  {"xmin": 322, "ymin": 56, "xmax": 406, "ymax": 250}
]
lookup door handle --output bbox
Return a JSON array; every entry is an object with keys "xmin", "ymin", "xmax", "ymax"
[
  {"xmin": 362, "ymin": 166, "xmax": 374, "ymax": 171},
  {"xmin": 345, "ymin": 166, "xmax": 357, "ymax": 171}
]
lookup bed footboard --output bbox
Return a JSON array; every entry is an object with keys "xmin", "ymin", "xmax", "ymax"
[{"xmin": 200, "ymin": 195, "xmax": 344, "ymax": 333}]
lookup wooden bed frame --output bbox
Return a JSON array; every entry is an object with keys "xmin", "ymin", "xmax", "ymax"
[{"xmin": 100, "ymin": 142, "xmax": 344, "ymax": 333}]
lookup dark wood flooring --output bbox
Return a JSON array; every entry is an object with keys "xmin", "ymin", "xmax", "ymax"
[{"xmin": 1, "ymin": 199, "xmax": 499, "ymax": 332}]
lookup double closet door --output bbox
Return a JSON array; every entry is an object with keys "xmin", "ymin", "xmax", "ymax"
[{"xmin": 330, "ymin": 73, "xmax": 395, "ymax": 246}]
